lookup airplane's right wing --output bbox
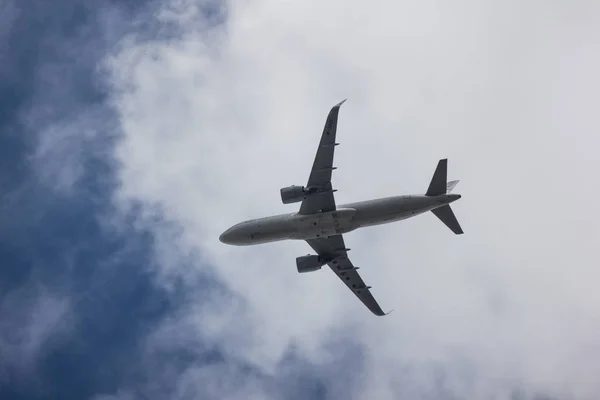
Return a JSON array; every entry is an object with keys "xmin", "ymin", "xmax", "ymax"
[{"xmin": 306, "ymin": 234, "xmax": 388, "ymax": 316}]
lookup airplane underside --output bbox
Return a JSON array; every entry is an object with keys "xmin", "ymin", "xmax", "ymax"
[
  {"xmin": 288, "ymin": 207, "xmax": 358, "ymax": 240},
  {"xmin": 247, "ymin": 195, "xmax": 454, "ymax": 244},
  {"xmin": 219, "ymin": 100, "xmax": 463, "ymax": 316}
]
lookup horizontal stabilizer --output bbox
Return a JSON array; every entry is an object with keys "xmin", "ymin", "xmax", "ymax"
[
  {"xmin": 446, "ymin": 180, "xmax": 459, "ymax": 193},
  {"xmin": 426, "ymin": 159, "xmax": 447, "ymax": 196},
  {"xmin": 431, "ymin": 205, "xmax": 463, "ymax": 235}
]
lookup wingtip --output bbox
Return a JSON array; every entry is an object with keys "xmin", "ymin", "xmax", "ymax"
[
  {"xmin": 335, "ymin": 99, "xmax": 347, "ymax": 107},
  {"xmin": 374, "ymin": 308, "xmax": 394, "ymax": 316}
]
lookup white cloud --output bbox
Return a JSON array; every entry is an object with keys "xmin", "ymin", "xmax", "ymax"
[{"xmin": 105, "ymin": 0, "xmax": 600, "ymax": 398}]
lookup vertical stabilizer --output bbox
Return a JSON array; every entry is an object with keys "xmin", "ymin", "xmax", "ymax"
[{"xmin": 426, "ymin": 159, "xmax": 447, "ymax": 196}]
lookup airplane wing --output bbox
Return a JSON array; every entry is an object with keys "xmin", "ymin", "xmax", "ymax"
[
  {"xmin": 298, "ymin": 100, "xmax": 346, "ymax": 215},
  {"xmin": 306, "ymin": 234, "xmax": 388, "ymax": 316}
]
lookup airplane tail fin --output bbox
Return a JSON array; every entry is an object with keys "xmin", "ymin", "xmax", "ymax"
[
  {"xmin": 426, "ymin": 159, "xmax": 448, "ymax": 196},
  {"xmin": 426, "ymin": 159, "xmax": 464, "ymax": 234}
]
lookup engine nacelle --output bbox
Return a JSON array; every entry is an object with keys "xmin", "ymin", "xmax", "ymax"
[
  {"xmin": 296, "ymin": 255, "xmax": 325, "ymax": 273},
  {"xmin": 280, "ymin": 185, "xmax": 308, "ymax": 204}
]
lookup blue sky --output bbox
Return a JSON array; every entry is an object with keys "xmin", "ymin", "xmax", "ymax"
[{"xmin": 0, "ymin": 1, "xmax": 217, "ymax": 398}]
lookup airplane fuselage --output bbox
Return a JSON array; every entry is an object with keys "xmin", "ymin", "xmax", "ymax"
[{"xmin": 219, "ymin": 193, "xmax": 461, "ymax": 245}]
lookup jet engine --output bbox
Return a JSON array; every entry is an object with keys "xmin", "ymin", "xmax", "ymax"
[
  {"xmin": 296, "ymin": 255, "xmax": 326, "ymax": 273},
  {"xmin": 280, "ymin": 185, "xmax": 309, "ymax": 204}
]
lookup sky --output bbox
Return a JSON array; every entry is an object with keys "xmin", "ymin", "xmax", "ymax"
[{"xmin": 1, "ymin": 0, "xmax": 600, "ymax": 399}]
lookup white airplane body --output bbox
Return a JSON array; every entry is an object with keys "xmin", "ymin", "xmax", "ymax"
[
  {"xmin": 220, "ymin": 194, "xmax": 460, "ymax": 245},
  {"xmin": 220, "ymin": 100, "xmax": 463, "ymax": 316}
]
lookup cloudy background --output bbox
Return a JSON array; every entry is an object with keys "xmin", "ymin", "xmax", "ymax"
[{"xmin": 1, "ymin": 0, "xmax": 600, "ymax": 399}]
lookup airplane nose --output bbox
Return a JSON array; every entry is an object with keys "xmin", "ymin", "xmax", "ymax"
[{"xmin": 219, "ymin": 229, "xmax": 233, "ymax": 244}]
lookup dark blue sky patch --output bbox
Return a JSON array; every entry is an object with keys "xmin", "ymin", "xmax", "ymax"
[{"xmin": 0, "ymin": 0, "xmax": 203, "ymax": 398}]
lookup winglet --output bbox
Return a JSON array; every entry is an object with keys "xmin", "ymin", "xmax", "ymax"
[
  {"xmin": 334, "ymin": 99, "xmax": 347, "ymax": 108},
  {"xmin": 384, "ymin": 309, "xmax": 394, "ymax": 316}
]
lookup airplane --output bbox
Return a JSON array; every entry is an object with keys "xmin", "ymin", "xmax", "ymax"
[{"xmin": 219, "ymin": 100, "xmax": 463, "ymax": 316}]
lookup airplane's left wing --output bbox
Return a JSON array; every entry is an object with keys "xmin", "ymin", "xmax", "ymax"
[
  {"xmin": 298, "ymin": 100, "xmax": 346, "ymax": 215},
  {"xmin": 306, "ymin": 234, "xmax": 388, "ymax": 316}
]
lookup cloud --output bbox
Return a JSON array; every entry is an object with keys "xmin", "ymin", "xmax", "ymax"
[{"xmin": 103, "ymin": 0, "xmax": 600, "ymax": 399}]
